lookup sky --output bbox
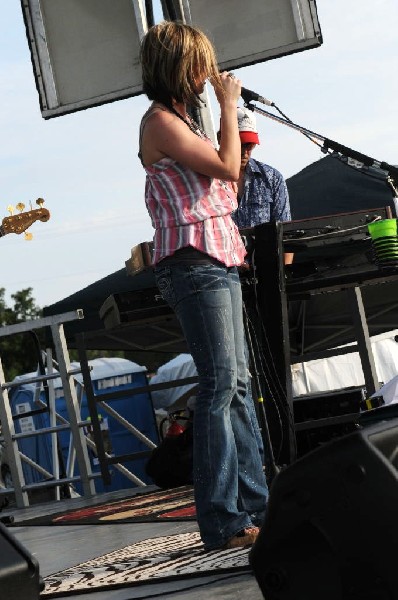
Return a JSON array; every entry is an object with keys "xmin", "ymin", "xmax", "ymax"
[{"xmin": 1, "ymin": 0, "xmax": 397, "ymax": 310}]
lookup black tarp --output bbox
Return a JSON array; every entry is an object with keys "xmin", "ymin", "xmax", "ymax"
[
  {"xmin": 43, "ymin": 268, "xmax": 186, "ymax": 355},
  {"xmin": 287, "ymin": 154, "xmax": 396, "ymax": 220},
  {"xmin": 43, "ymin": 156, "xmax": 398, "ymax": 357}
]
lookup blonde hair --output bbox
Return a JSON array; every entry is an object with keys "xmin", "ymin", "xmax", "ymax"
[{"xmin": 140, "ymin": 21, "xmax": 222, "ymax": 108}]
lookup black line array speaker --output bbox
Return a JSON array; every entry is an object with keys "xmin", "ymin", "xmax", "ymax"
[
  {"xmin": 0, "ymin": 522, "xmax": 42, "ymax": 599},
  {"xmin": 249, "ymin": 418, "xmax": 398, "ymax": 600}
]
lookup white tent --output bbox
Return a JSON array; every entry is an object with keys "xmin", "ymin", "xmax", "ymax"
[
  {"xmin": 149, "ymin": 354, "xmax": 197, "ymax": 411},
  {"xmin": 292, "ymin": 329, "xmax": 398, "ymax": 402},
  {"xmin": 150, "ymin": 330, "xmax": 398, "ymax": 411}
]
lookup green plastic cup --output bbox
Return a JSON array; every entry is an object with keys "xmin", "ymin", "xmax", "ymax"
[
  {"xmin": 372, "ymin": 239, "xmax": 398, "ymax": 251},
  {"xmin": 375, "ymin": 249, "xmax": 398, "ymax": 259},
  {"xmin": 368, "ymin": 219, "xmax": 398, "ymax": 240},
  {"xmin": 375, "ymin": 252, "xmax": 398, "ymax": 259},
  {"xmin": 372, "ymin": 236, "xmax": 398, "ymax": 245}
]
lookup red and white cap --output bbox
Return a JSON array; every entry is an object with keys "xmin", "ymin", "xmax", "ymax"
[{"xmin": 237, "ymin": 107, "xmax": 260, "ymax": 144}]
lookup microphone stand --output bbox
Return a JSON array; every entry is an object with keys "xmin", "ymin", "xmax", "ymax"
[
  {"xmin": 244, "ymin": 102, "xmax": 398, "ymax": 199},
  {"xmin": 240, "ymin": 100, "xmax": 397, "ymax": 478}
]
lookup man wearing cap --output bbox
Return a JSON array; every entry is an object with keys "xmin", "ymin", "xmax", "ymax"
[{"xmin": 233, "ymin": 107, "xmax": 293, "ymax": 265}]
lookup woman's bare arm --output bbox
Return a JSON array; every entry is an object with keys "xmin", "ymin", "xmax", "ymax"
[{"xmin": 141, "ymin": 73, "xmax": 241, "ymax": 181}]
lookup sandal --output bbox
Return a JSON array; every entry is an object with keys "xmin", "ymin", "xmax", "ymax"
[{"xmin": 223, "ymin": 526, "xmax": 260, "ymax": 549}]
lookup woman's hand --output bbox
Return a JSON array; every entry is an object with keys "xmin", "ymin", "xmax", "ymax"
[{"xmin": 213, "ymin": 72, "xmax": 241, "ymax": 107}]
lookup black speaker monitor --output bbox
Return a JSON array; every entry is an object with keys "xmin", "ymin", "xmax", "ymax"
[
  {"xmin": 0, "ymin": 523, "xmax": 42, "ymax": 599},
  {"xmin": 249, "ymin": 418, "xmax": 398, "ymax": 600}
]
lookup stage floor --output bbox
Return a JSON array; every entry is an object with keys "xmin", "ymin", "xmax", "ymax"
[{"xmin": 3, "ymin": 486, "xmax": 264, "ymax": 599}]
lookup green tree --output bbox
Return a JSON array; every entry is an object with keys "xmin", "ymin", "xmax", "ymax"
[{"xmin": 0, "ymin": 287, "xmax": 44, "ymax": 381}]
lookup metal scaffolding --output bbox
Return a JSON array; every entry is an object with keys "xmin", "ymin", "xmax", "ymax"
[{"xmin": 0, "ymin": 311, "xmax": 96, "ymax": 507}]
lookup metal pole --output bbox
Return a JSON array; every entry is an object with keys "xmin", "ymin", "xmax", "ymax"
[
  {"xmin": 46, "ymin": 348, "xmax": 60, "ymax": 500},
  {"xmin": 347, "ymin": 287, "xmax": 380, "ymax": 397},
  {"xmin": 50, "ymin": 322, "xmax": 96, "ymax": 497},
  {"xmin": 0, "ymin": 359, "xmax": 29, "ymax": 507}
]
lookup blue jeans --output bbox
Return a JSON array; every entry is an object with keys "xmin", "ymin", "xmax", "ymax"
[{"xmin": 155, "ymin": 263, "xmax": 269, "ymax": 549}]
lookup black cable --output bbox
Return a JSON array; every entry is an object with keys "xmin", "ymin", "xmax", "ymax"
[
  {"xmin": 244, "ymin": 286, "xmax": 287, "ymax": 461},
  {"xmin": 243, "ymin": 296, "xmax": 286, "ymax": 418},
  {"xmin": 250, "ymin": 257, "xmax": 290, "ymax": 407},
  {"xmin": 243, "ymin": 302, "xmax": 280, "ymax": 481},
  {"xmin": 243, "ymin": 274, "xmax": 288, "ymax": 457},
  {"xmin": 272, "ymin": 102, "xmax": 324, "ymax": 150},
  {"xmin": 244, "ymin": 306, "xmax": 286, "ymax": 464},
  {"xmin": 256, "ymin": 315, "xmax": 297, "ymax": 459},
  {"xmin": 276, "ymin": 102, "xmax": 389, "ymax": 185},
  {"xmin": 248, "ymin": 259, "xmax": 298, "ymax": 461},
  {"xmin": 245, "ymin": 101, "xmax": 323, "ymax": 150},
  {"xmin": 246, "ymin": 101, "xmax": 396, "ymax": 190},
  {"xmin": 250, "ymin": 313, "xmax": 290, "ymax": 463}
]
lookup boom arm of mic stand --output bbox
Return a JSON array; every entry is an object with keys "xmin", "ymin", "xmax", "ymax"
[
  {"xmin": 245, "ymin": 102, "xmax": 325, "ymax": 143},
  {"xmin": 321, "ymin": 139, "xmax": 398, "ymax": 193},
  {"xmin": 245, "ymin": 102, "xmax": 398, "ymax": 191}
]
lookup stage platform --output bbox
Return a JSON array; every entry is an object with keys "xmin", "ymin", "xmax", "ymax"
[{"xmin": 2, "ymin": 485, "xmax": 264, "ymax": 600}]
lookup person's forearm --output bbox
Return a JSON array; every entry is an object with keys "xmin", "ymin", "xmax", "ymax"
[
  {"xmin": 218, "ymin": 101, "xmax": 241, "ymax": 180},
  {"xmin": 213, "ymin": 73, "xmax": 241, "ymax": 180}
]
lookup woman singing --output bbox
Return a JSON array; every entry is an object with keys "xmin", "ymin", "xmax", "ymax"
[{"xmin": 139, "ymin": 21, "xmax": 268, "ymax": 550}]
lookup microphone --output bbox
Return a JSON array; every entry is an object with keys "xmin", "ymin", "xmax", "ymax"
[
  {"xmin": 240, "ymin": 86, "xmax": 274, "ymax": 107},
  {"xmin": 227, "ymin": 72, "xmax": 274, "ymax": 107}
]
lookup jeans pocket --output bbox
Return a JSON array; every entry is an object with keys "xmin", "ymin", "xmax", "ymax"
[{"xmin": 155, "ymin": 266, "xmax": 176, "ymax": 308}]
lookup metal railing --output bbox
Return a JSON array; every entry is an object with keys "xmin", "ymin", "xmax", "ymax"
[{"xmin": 0, "ymin": 311, "xmax": 96, "ymax": 507}]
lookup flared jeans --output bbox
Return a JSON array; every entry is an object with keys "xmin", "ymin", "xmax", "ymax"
[{"xmin": 155, "ymin": 263, "xmax": 268, "ymax": 549}]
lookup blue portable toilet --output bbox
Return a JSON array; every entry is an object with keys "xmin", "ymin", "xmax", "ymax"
[{"xmin": 10, "ymin": 358, "xmax": 159, "ymax": 495}]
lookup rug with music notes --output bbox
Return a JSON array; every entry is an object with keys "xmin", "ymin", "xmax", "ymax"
[
  {"xmin": 11, "ymin": 486, "xmax": 196, "ymax": 526},
  {"xmin": 41, "ymin": 531, "xmax": 251, "ymax": 598}
]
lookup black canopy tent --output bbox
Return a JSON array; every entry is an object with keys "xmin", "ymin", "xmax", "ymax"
[
  {"xmin": 288, "ymin": 154, "xmax": 396, "ymax": 220},
  {"xmin": 43, "ymin": 156, "xmax": 398, "ymax": 360},
  {"xmin": 285, "ymin": 154, "xmax": 398, "ymax": 357},
  {"xmin": 43, "ymin": 268, "xmax": 187, "ymax": 356}
]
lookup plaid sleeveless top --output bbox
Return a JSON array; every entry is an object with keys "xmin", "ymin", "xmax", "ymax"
[{"xmin": 141, "ymin": 108, "xmax": 246, "ymax": 267}]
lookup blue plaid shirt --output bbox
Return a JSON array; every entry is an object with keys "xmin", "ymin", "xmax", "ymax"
[{"xmin": 232, "ymin": 158, "xmax": 291, "ymax": 228}]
